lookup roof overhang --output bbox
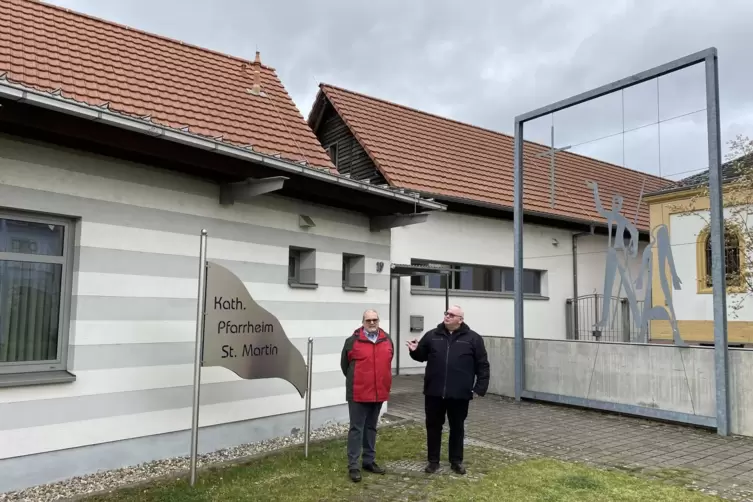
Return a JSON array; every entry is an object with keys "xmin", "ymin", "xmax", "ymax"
[
  {"xmin": 411, "ymin": 189, "xmax": 652, "ymax": 238},
  {"xmin": 643, "ymin": 184, "xmax": 705, "ymax": 202},
  {"xmin": 0, "ymin": 79, "xmax": 446, "ymax": 218},
  {"xmin": 309, "ymin": 85, "xmax": 655, "ymax": 236},
  {"xmin": 644, "ymin": 178, "xmax": 743, "ymax": 204},
  {"xmin": 390, "ymin": 263, "xmax": 452, "ymax": 277},
  {"xmin": 307, "ymin": 87, "xmax": 328, "ymax": 132}
]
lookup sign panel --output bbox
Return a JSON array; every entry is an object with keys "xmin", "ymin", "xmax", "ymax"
[{"xmin": 202, "ymin": 261, "xmax": 308, "ymax": 397}]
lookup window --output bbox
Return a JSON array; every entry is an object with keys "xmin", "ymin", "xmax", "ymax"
[
  {"xmin": 288, "ymin": 247, "xmax": 317, "ymax": 288},
  {"xmin": 327, "ymin": 143, "xmax": 339, "ymax": 167},
  {"xmin": 343, "ymin": 253, "xmax": 366, "ymax": 291},
  {"xmin": 410, "ymin": 259, "xmax": 544, "ymax": 296},
  {"xmin": 0, "ymin": 213, "xmax": 73, "ymax": 379},
  {"xmin": 697, "ymin": 223, "xmax": 746, "ymax": 292}
]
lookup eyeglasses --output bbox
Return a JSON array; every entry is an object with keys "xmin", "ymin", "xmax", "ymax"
[
  {"xmin": 444, "ymin": 312, "xmax": 461, "ymax": 319},
  {"xmin": 364, "ymin": 319, "xmax": 379, "ymax": 323}
]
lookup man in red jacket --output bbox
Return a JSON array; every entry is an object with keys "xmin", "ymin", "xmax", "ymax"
[{"xmin": 340, "ymin": 309, "xmax": 394, "ymax": 482}]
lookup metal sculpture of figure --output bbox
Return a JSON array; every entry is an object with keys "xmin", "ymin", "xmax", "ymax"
[
  {"xmin": 588, "ymin": 181, "xmax": 641, "ymax": 332},
  {"xmin": 634, "ymin": 224, "xmax": 686, "ymax": 346},
  {"xmin": 588, "ymin": 181, "xmax": 640, "ymax": 257},
  {"xmin": 587, "ymin": 181, "xmax": 685, "ymax": 346}
]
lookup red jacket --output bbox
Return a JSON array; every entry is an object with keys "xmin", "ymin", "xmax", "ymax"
[{"xmin": 340, "ymin": 327, "xmax": 394, "ymax": 403}]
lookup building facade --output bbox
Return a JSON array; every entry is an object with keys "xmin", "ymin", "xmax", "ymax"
[
  {"xmin": 308, "ymin": 84, "xmax": 674, "ymax": 373},
  {"xmin": 645, "ymin": 168, "xmax": 753, "ymax": 345},
  {"xmin": 0, "ymin": 0, "xmax": 443, "ymax": 492}
]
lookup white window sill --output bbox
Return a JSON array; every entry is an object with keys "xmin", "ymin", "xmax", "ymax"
[
  {"xmin": 342, "ymin": 285, "xmax": 368, "ymax": 293},
  {"xmin": 288, "ymin": 281, "xmax": 319, "ymax": 290},
  {"xmin": 0, "ymin": 370, "xmax": 77, "ymax": 388}
]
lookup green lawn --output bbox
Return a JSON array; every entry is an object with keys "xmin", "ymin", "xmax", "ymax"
[{"xmin": 84, "ymin": 424, "xmax": 721, "ymax": 502}]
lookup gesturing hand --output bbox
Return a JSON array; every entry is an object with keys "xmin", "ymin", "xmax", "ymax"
[{"xmin": 406, "ymin": 339, "xmax": 419, "ymax": 351}]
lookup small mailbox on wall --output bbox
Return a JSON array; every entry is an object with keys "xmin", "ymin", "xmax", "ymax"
[{"xmin": 410, "ymin": 315, "xmax": 424, "ymax": 332}]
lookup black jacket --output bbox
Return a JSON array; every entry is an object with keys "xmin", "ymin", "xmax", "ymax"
[{"xmin": 408, "ymin": 322, "xmax": 490, "ymax": 400}]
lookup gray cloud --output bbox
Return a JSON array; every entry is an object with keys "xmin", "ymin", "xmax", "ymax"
[{"xmin": 45, "ymin": 0, "xmax": 753, "ymax": 182}]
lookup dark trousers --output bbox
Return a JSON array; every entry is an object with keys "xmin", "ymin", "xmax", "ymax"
[
  {"xmin": 347, "ymin": 401, "xmax": 383, "ymax": 470},
  {"xmin": 425, "ymin": 395, "xmax": 470, "ymax": 465}
]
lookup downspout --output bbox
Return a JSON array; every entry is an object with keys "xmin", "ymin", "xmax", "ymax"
[
  {"xmin": 395, "ymin": 276, "xmax": 401, "ymax": 376},
  {"xmin": 444, "ymin": 271, "xmax": 449, "ymax": 312},
  {"xmin": 390, "ymin": 274, "xmax": 398, "ymax": 376},
  {"xmin": 571, "ymin": 225, "xmax": 595, "ymax": 339}
]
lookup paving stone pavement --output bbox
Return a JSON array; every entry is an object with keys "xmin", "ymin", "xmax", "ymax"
[{"xmin": 385, "ymin": 374, "xmax": 753, "ymax": 501}]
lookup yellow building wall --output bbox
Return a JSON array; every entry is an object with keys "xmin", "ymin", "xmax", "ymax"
[{"xmin": 647, "ymin": 189, "xmax": 753, "ymax": 344}]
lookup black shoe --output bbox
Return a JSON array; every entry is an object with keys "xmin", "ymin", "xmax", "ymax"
[
  {"xmin": 363, "ymin": 462, "xmax": 386, "ymax": 474},
  {"xmin": 425, "ymin": 462, "xmax": 440, "ymax": 474},
  {"xmin": 349, "ymin": 469, "xmax": 361, "ymax": 482},
  {"xmin": 451, "ymin": 463, "xmax": 466, "ymax": 475}
]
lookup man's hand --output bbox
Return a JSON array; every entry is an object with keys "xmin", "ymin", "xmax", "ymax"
[{"xmin": 406, "ymin": 338, "xmax": 419, "ymax": 351}]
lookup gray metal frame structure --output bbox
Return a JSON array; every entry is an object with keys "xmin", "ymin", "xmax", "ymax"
[{"xmin": 513, "ymin": 47, "xmax": 730, "ymax": 435}]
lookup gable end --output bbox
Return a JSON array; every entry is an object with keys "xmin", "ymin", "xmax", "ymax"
[{"xmin": 312, "ymin": 99, "xmax": 386, "ymax": 185}]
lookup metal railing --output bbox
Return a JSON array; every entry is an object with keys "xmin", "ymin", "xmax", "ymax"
[{"xmin": 566, "ymin": 294, "xmax": 646, "ymax": 343}]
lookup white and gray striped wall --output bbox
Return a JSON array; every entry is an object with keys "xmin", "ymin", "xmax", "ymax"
[{"xmin": 0, "ymin": 133, "xmax": 392, "ymax": 492}]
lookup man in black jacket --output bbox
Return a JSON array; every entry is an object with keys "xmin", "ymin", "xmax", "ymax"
[{"xmin": 407, "ymin": 305, "xmax": 490, "ymax": 475}]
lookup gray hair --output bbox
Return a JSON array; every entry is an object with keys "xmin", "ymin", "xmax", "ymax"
[{"xmin": 362, "ymin": 309, "xmax": 379, "ymax": 321}]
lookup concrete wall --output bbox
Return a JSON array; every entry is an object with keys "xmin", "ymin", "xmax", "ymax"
[
  {"xmin": 0, "ymin": 134, "xmax": 392, "ymax": 492},
  {"xmin": 483, "ymin": 336, "xmax": 753, "ymax": 437},
  {"xmin": 391, "ymin": 210, "xmax": 645, "ymax": 373},
  {"xmin": 485, "ymin": 336, "xmax": 515, "ymax": 397}
]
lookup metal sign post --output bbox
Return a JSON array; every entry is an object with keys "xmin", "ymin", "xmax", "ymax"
[
  {"xmin": 189, "ymin": 229, "xmax": 208, "ymax": 487},
  {"xmin": 188, "ymin": 230, "xmax": 313, "ymax": 486},
  {"xmin": 304, "ymin": 337, "xmax": 313, "ymax": 458}
]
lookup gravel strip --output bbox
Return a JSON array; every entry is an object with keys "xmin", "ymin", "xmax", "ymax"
[{"xmin": 0, "ymin": 417, "xmax": 398, "ymax": 502}]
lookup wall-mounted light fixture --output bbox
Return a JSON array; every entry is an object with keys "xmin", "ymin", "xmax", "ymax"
[{"xmin": 299, "ymin": 215, "xmax": 315, "ymax": 229}]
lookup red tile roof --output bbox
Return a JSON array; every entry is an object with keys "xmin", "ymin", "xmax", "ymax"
[
  {"xmin": 316, "ymin": 84, "xmax": 676, "ymax": 231},
  {"xmin": 0, "ymin": 0, "xmax": 335, "ymax": 172}
]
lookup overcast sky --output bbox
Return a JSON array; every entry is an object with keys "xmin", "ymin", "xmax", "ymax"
[{"xmin": 46, "ymin": 0, "xmax": 753, "ymax": 181}]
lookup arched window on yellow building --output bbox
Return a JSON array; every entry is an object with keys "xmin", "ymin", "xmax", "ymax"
[{"xmin": 696, "ymin": 222, "xmax": 746, "ymax": 293}]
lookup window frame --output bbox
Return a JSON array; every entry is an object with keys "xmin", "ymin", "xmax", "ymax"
[
  {"xmin": 696, "ymin": 223, "xmax": 747, "ymax": 294},
  {"xmin": 289, "ymin": 248, "xmax": 301, "ymax": 283},
  {"xmin": 327, "ymin": 143, "xmax": 339, "ymax": 167},
  {"xmin": 409, "ymin": 258, "xmax": 547, "ymax": 299},
  {"xmin": 0, "ymin": 210, "xmax": 75, "ymax": 376},
  {"xmin": 342, "ymin": 253, "xmax": 367, "ymax": 292},
  {"xmin": 288, "ymin": 246, "xmax": 318, "ymax": 289}
]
